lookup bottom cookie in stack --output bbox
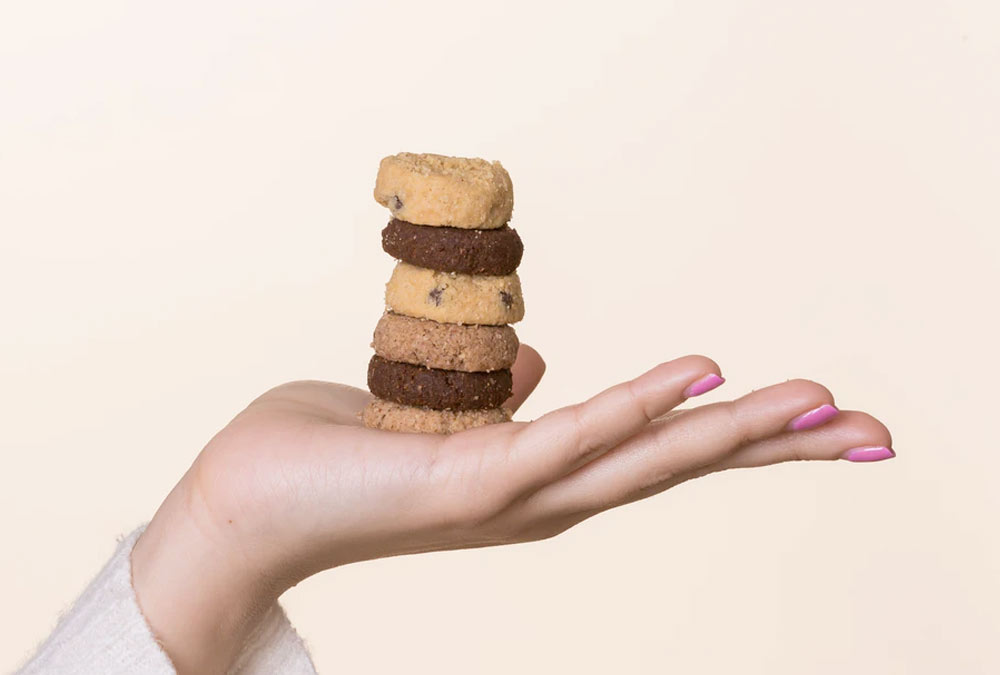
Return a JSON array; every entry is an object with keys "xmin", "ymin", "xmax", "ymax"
[
  {"xmin": 363, "ymin": 313, "xmax": 518, "ymax": 433},
  {"xmin": 362, "ymin": 399, "xmax": 512, "ymax": 435}
]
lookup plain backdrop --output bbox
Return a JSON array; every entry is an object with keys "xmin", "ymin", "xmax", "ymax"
[{"xmin": 2, "ymin": 1, "xmax": 998, "ymax": 673}]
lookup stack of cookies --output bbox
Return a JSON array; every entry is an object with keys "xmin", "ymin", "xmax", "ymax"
[{"xmin": 362, "ymin": 152, "xmax": 525, "ymax": 434}]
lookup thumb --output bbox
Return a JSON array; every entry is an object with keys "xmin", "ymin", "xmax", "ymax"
[{"xmin": 506, "ymin": 343, "xmax": 545, "ymax": 413}]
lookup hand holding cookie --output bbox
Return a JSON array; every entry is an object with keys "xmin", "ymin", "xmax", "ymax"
[
  {"xmin": 132, "ymin": 349, "xmax": 892, "ymax": 673},
  {"xmin": 129, "ymin": 154, "xmax": 894, "ymax": 675}
]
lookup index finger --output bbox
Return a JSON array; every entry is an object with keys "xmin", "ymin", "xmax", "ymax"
[{"xmin": 507, "ymin": 355, "xmax": 723, "ymax": 491}]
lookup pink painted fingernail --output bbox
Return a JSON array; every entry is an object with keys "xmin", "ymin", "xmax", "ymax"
[
  {"xmin": 787, "ymin": 404, "xmax": 839, "ymax": 431},
  {"xmin": 842, "ymin": 446, "xmax": 896, "ymax": 462},
  {"xmin": 683, "ymin": 373, "xmax": 725, "ymax": 398}
]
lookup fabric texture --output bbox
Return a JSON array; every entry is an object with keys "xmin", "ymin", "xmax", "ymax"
[{"xmin": 16, "ymin": 526, "xmax": 317, "ymax": 674}]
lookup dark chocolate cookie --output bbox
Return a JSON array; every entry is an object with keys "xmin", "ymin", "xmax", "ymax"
[
  {"xmin": 381, "ymin": 219, "xmax": 523, "ymax": 275},
  {"xmin": 367, "ymin": 355, "xmax": 512, "ymax": 411}
]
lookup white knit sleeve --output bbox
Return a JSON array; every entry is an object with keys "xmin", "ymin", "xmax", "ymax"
[{"xmin": 16, "ymin": 526, "xmax": 318, "ymax": 675}]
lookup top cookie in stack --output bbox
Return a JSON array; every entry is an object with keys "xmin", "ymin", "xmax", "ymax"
[{"xmin": 362, "ymin": 152, "xmax": 525, "ymax": 434}]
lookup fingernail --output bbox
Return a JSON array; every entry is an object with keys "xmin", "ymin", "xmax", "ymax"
[
  {"xmin": 841, "ymin": 446, "xmax": 896, "ymax": 462},
  {"xmin": 787, "ymin": 404, "xmax": 839, "ymax": 431},
  {"xmin": 683, "ymin": 373, "xmax": 725, "ymax": 398}
]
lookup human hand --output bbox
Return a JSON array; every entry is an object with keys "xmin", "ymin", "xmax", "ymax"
[{"xmin": 131, "ymin": 346, "xmax": 893, "ymax": 673}]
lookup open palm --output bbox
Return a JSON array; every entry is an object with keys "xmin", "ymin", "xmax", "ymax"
[{"xmin": 132, "ymin": 345, "xmax": 892, "ymax": 673}]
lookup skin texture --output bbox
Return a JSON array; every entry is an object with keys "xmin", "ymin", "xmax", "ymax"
[{"xmin": 131, "ymin": 346, "xmax": 893, "ymax": 674}]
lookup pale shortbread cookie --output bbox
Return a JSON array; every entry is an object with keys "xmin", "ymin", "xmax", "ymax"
[
  {"xmin": 374, "ymin": 153, "xmax": 514, "ymax": 229},
  {"xmin": 373, "ymin": 312, "xmax": 519, "ymax": 372},
  {"xmin": 362, "ymin": 398, "xmax": 511, "ymax": 434},
  {"xmin": 385, "ymin": 262, "xmax": 524, "ymax": 326}
]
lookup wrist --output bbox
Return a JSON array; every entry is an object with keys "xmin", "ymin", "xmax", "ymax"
[{"xmin": 131, "ymin": 478, "xmax": 280, "ymax": 674}]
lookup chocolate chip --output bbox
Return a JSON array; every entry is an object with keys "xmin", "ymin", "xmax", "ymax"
[
  {"xmin": 499, "ymin": 290, "xmax": 513, "ymax": 308},
  {"xmin": 428, "ymin": 287, "xmax": 444, "ymax": 306},
  {"xmin": 391, "ymin": 195, "xmax": 403, "ymax": 210}
]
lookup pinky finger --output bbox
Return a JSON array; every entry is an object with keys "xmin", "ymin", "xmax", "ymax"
[{"xmin": 709, "ymin": 410, "xmax": 895, "ymax": 471}]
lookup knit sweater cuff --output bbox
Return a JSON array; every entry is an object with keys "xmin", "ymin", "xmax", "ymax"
[{"xmin": 16, "ymin": 525, "xmax": 317, "ymax": 674}]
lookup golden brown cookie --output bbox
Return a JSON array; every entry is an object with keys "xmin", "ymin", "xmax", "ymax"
[
  {"xmin": 373, "ymin": 153, "xmax": 513, "ymax": 229},
  {"xmin": 385, "ymin": 262, "xmax": 524, "ymax": 326}
]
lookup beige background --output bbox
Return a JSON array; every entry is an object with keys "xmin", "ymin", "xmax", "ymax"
[{"xmin": 2, "ymin": 1, "xmax": 998, "ymax": 673}]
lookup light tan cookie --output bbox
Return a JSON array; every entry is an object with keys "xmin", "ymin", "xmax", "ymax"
[
  {"xmin": 385, "ymin": 262, "xmax": 524, "ymax": 326},
  {"xmin": 373, "ymin": 153, "xmax": 513, "ymax": 229},
  {"xmin": 362, "ymin": 398, "xmax": 511, "ymax": 434},
  {"xmin": 373, "ymin": 312, "xmax": 519, "ymax": 372}
]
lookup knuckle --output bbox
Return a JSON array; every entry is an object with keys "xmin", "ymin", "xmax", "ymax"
[
  {"xmin": 566, "ymin": 404, "xmax": 603, "ymax": 461},
  {"xmin": 786, "ymin": 440, "xmax": 807, "ymax": 463},
  {"xmin": 625, "ymin": 379, "xmax": 655, "ymax": 425},
  {"xmin": 721, "ymin": 399, "xmax": 754, "ymax": 447}
]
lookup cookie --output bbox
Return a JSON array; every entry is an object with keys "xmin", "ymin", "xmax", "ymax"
[
  {"xmin": 362, "ymin": 398, "xmax": 511, "ymax": 434},
  {"xmin": 368, "ymin": 355, "xmax": 512, "ymax": 411},
  {"xmin": 385, "ymin": 262, "xmax": 524, "ymax": 326},
  {"xmin": 373, "ymin": 153, "xmax": 513, "ymax": 229},
  {"xmin": 373, "ymin": 312, "xmax": 519, "ymax": 372},
  {"xmin": 382, "ymin": 219, "xmax": 523, "ymax": 276}
]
